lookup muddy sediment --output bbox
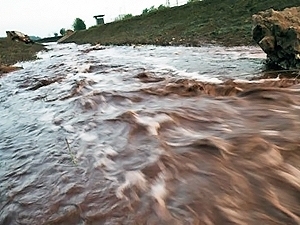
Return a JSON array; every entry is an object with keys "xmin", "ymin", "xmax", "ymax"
[{"xmin": 0, "ymin": 65, "xmax": 23, "ymax": 76}]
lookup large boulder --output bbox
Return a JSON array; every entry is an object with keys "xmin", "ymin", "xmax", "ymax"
[
  {"xmin": 6, "ymin": 31, "xmax": 34, "ymax": 44},
  {"xmin": 252, "ymin": 7, "xmax": 300, "ymax": 69}
]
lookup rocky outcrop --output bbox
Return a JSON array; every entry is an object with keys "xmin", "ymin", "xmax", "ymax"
[
  {"xmin": 6, "ymin": 31, "xmax": 34, "ymax": 44},
  {"xmin": 252, "ymin": 7, "xmax": 300, "ymax": 69}
]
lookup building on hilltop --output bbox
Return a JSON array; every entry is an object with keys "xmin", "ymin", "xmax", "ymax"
[{"xmin": 93, "ymin": 15, "xmax": 105, "ymax": 25}]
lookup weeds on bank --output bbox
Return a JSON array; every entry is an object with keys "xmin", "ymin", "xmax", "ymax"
[{"xmin": 65, "ymin": 138, "xmax": 78, "ymax": 165}]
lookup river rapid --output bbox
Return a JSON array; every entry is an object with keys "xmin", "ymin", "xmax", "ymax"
[{"xmin": 0, "ymin": 43, "xmax": 300, "ymax": 225}]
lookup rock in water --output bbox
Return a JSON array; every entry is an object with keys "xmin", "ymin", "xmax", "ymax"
[{"xmin": 252, "ymin": 7, "xmax": 300, "ymax": 69}]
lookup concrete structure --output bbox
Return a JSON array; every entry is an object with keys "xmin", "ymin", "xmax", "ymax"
[{"xmin": 93, "ymin": 15, "xmax": 105, "ymax": 25}]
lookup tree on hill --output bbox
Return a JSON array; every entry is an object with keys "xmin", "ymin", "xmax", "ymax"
[
  {"xmin": 142, "ymin": 4, "xmax": 168, "ymax": 15},
  {"xmin": 73, "ymin": 18, "xmax": 86, "ymax": 31},
  {"xmin": 142, "ymin": 6, "xmax": 156, "ymax": 15},
  {"xmin": 60, "ymin": 28, "xmax": 66, "ymax": 36},
  {"xmin": 157, "ymin": 4, "xmax": 168, "ymax": 10}
]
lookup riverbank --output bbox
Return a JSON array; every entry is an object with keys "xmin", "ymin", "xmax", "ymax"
[
  {"xmin": 0, "ymin": 0, "xmax": 299, "ymax": 74},
  {"xmin": 62, "ymin": 0, "xmax": 299, "ymax": 46},
  {"xmin": 0, "ymin": 38, "xmax": 45, "ymax": 75}
]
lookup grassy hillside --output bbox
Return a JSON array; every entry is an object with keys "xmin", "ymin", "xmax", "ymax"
[
  {"xmin": 0, "ymin": 38, "xmax": 45, "ymax": 65},
  {"xmin": 63, "ymin": 0, "xmax": 300, "ymax": 46}
]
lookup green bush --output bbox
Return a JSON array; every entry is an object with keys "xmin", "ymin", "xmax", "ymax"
[
  {"xmin": 115, "ymin": 14, "xmax": 133, "ymax": 21},
  {"xmin": 73, "ymin": 18, "xmax": 86, "ymax": 31},
  {"xmin": 142, "ymin": 5, "xmax": 168, "ymax": 15}
]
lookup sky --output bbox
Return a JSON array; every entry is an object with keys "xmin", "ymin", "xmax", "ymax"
[{"xmin": 0, "ymin": 0, "xmax": 187, "ymax": 38}]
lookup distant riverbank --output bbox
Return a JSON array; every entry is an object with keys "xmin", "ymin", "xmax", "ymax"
[{"xmin": 1, "ymin": 0, "xmax": 299, "ymax": 71}]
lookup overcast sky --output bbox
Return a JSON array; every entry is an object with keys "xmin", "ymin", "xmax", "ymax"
[{"xmin": 0, "ymin": 0, "xmax": 188, "ymax": 38}]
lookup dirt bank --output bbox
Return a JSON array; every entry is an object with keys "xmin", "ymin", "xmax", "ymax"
[{"xmin": 0, "ymin": 37, "xmax": 45, "ymax": 75}]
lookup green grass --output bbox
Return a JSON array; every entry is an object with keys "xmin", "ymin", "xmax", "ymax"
[
  {"xmin": 63, "ymin": 0, "xmax": 300, "ymax": 46},
  {"xmin": 0, "ymin": 38, "xmax": 45, "ymax": 65}
]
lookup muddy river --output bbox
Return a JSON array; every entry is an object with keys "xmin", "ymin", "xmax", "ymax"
[{"xmin": 0, "ymin": 43, "xmax": 299, "ymax": 225}]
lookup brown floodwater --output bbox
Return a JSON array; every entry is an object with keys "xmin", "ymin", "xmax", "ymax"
[{"xmin": 0, "ymin": 43, "xmax": 299, "ymax": 225}]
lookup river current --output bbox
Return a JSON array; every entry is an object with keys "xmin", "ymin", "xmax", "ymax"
[{"xmin": 0, "ymin": 43, "xmax": 299, "ymax": 225}]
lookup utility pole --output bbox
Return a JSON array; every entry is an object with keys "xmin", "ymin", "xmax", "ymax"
[{"xmin": 166, "ymin": 0, "xmax": 170, "ymax": 6}]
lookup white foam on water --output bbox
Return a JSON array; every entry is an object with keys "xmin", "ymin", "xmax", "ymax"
[
  {"xmin": 94, "ymin": 156, "xmax": 116, "ymax": 170},
  {"xmin": 36, "ymin": 106, "xmax": 56, "ymax": 122},
  {"xmin": 92, "ymin": 144, "xmax": 118, "ymax": 158},
  {"xmin": 178, "ymin": 70, "xmax": 224, "ymax": 83},
  {"xmin": 269, "ymin": 109, "xmax": 289, "ymax": 114},
  {"xmin": 75, "ymin": 64, "xmax": 94, "ymax": 73},
  {"xmin": 260, "ymin": 130, "xmax": 280, "ymax": 136},
  {"xmin": 116, "ymin": 170, "xmax": 147, "ymax": 199},
  {"xmin": 165, "ymin": 126, "xmax": 207, "ymax": 147},
  {"xmin": 150, "ymin": 175, "xmax": 168, "ymax": 207},
  {"xmin": 63, "ymin": 124, "xmax": 76, "ymax": 133},
  {"xmin": 292, "ymin": 105, "xmax": 300, "ymax": 109},
  {"xmin": 133, "ymin": 113, "xmax": 174, "ymax": 136},
  {"xmin": 102, "ymin": 145, "xmax": 118, "ymax": 157},
  {"xmin": 79, "ymin": 132, "xmax": 98, "ymax": 142}
]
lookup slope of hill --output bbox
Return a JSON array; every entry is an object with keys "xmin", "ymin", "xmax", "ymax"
[
  {"xmin": 0, "ymin": 38, "xmax": 45, "ymax": 66},
  {"xmin": 63, "ymin": 0, "xmax": 300, "ymax": 46}
]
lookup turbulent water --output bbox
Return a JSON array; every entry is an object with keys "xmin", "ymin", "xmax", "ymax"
[{"xmin": 0, "ymin": 43, "xmax": 300, "ymax": 225}]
